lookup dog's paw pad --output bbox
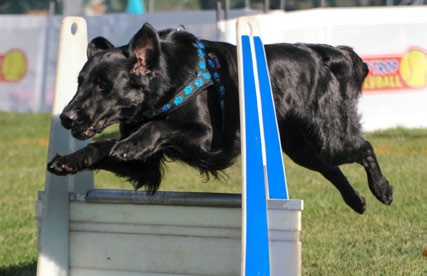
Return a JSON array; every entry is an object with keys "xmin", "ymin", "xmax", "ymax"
[
  {"xmin": 60, "ymin": 163, "xmax": 76, "ymax": 173},
  {"xmin": 47, "ymin": 155, "xmax": 79, "ymax": 175}
]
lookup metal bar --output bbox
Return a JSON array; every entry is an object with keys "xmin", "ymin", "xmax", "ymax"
[{"xmin": 84, "ymin": 189, "xmax": 242, "ymax": 208}]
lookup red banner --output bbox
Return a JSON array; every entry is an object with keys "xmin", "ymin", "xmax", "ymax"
[{"xmin": 362, "ymin": 48, "xmax": 427, "ymax": 93}]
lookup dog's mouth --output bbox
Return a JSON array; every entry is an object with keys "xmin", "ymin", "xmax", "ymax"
[{"xmin": 72, "ymin": 119, "xmax": 109, "ymax": 140}]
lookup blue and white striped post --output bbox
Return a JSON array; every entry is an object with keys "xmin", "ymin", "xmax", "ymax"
[{"xmin": 237, "ymin": 17, "xmax": 303, "ymax": 276}]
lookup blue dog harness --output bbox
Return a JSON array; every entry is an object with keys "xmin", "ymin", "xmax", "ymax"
[{"xmin": 148, "ymin": 41, "xmax": 225, "ymax": 126}]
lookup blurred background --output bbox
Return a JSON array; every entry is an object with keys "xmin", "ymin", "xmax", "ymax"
[
  {"xmin": 1, "ymin": 0, "xmax": 426, "ymax": 15},
  {"xmin": 1, "ymin": 0, "xmax": 427, "ymax": 131}
]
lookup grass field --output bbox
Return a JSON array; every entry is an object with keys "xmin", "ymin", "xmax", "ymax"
[{"xmin": 0, "ymin": 112, "xmax": 426, "ymax": 275}]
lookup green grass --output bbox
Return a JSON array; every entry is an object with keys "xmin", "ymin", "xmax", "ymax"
[
  {"xmin": 0, "ymin": 112, "xmax": 426, "ymax": 275},
  {"xmin": 143, "ymin": 0, "xmax": 200, "ymax": 11}
]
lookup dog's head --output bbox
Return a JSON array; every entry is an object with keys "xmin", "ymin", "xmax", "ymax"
[{"xmin": 60, "ymin": 23, "xmax": 201, "ymax": 140}]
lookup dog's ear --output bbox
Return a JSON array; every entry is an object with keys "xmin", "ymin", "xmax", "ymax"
[
  {"xmin": 87, "ymin": 37, "xmax": 115, "ymax": 59},
  {"xmin": 128, "ymin": 23, "xmax": 160, "ymax": 75}
]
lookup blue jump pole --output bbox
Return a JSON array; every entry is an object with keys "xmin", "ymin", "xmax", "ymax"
[{"xmin": 237, "ymin": 17, "xmax": 290, "ymax": 276}]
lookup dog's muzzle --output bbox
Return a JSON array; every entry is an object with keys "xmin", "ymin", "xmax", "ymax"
[{"xmin": 60, "ymin": 109, "xmax": 79, "ymax": 130}]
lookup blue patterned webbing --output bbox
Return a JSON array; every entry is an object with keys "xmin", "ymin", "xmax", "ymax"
[{"xmin": 148, "ymin": 40, "xmax": 225, "ymax": 125}]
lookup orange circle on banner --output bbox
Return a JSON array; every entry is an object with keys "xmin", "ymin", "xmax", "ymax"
[
  {"xmin": 1, "ymin": 49, "xmax": 27, "ymax": 82},
  {"xmin": 400, "ymin": 49, "xmax": 427, "ymax": 88}
]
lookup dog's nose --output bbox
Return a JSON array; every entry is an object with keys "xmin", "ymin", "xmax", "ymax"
[{"xmin": 60, "ymin": 110, "xmax": 78, "ymax": 129}]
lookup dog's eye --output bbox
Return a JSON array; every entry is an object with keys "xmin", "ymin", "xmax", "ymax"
[{"xmin": 95, "ymin": 80, "xmax": 109, "ymax": 92}]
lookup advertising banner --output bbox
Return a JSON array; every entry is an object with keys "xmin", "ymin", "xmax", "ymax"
[
  {"xmin": 219, "ymin": 7, "xmax": 427, "ymax": 130},
  {"xmin": 362, "ymin": 48, "xmax": 427, "ymax": 92},
  {"xmin": 0, "ymin": 16, "xmax": 47, "ymax": 112}
]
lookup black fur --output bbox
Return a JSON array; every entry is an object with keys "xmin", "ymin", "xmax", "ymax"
[{"xmin": 47, "ymin": 23, "xmax": 393, "ymax": 214}]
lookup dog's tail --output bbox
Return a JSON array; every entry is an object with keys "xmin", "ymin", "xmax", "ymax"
[{"xmin": 310, "ymin": 45, "xmax": 369, "ymax": 100}]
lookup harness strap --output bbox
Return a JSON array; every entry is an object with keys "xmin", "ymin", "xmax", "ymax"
[{"xmin": 147, "ymin": 40, "xmax": 225, "ymax": 129}]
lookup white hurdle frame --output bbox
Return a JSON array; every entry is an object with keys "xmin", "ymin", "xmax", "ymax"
[
  {"xmin": 37, "ymin": 17, "xmax": 94, "ymax": 276},
  {"xmin": 37, "ymin": 16, "xmax": 302, "ymax": 276}
]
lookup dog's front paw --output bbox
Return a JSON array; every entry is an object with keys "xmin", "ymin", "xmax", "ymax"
[{"xmin": 47, "ymin": 154, "xmax": 82, "ymax": 175}]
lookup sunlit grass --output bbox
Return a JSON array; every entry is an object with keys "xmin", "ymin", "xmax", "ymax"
[{"xmin": 0, "ymin": 112, "xmax": 426, "ymax": 275}]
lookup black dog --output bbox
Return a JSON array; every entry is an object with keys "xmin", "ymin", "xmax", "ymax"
[{"xmin": 47, "ymin": 23, "xmax": 393, "ymax": 214}]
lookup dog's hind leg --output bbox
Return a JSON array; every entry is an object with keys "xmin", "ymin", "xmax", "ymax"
[
  {"xmin": 355, "ymin": 141, "xmax": 393, "ymax": 206},
  {"xmin": 281, "ymin": 126, "xmax": 366, "ymax": 214}
]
